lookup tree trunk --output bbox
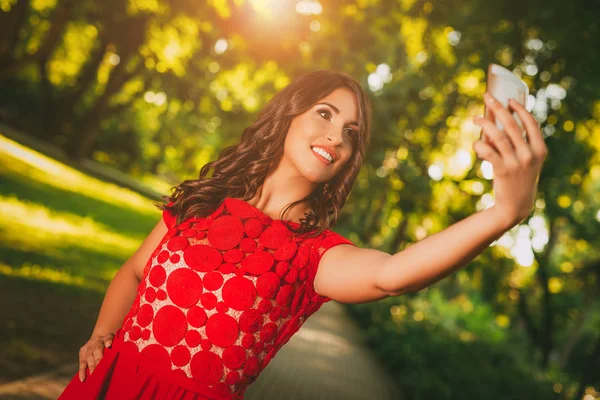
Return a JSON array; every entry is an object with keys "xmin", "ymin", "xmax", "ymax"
[
  {"xmin": 0, "ymin": 0, "xmax": 31, "ymax": 61},
  {"xmin": 573, "ymin": 331, "xmax": 600, "ymax": 400},
  {"xmin": 67, "ymin": 62, "xmax": 148, "ymax": 161},
  {"xmin": 0, "ymin": 0, "xmax": 75, "ymax": 78},
  {"xmin": 558, "ymin": 290, "xmax": 595, "ymax": 369}
]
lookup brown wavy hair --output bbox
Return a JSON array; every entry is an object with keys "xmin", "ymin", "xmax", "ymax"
[{"xmin": 158, "ymin": 69, "xmax": 372, "ymax": 238}]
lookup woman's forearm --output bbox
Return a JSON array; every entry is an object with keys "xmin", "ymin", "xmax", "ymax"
[
  {"xmin": 377, "ymin": 205, "xmax": 515, "ymax": 295},
  {"xmin": 90, "ymin": 264, "xmax": 140, "ymax": 337}
]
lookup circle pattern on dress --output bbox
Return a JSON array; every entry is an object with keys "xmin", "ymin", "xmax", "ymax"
[
  {"xmin": 185, "ymin": 330, "xmax": 201, "ymax": 347},
  {"xmin": 226, "ymin": 370, "xmax": 240, "ymax": 385},
  {"xmin": 171, "ymin": 345, "xmax": 191, "ymax": 367},
  {"xmin": 203, "ymin": 271, "xmax": 224, "ymax": 291},
  {"xmin": 201, "ymin": 292, "xmax": 218, "ymax": 309},
  {"xmin": 273, "ymin": 241, "xmax": 297, "ymax": 261},
  {"xmin": 184, "ymin": 244, "xmax": 223, "ymax": 272},
  {"xmin": 242, "ymin": 333, "xmax": 255, "ymax": 349},
  {"xmin": 129, "ymin": 325, "xmax": 141, "ymax": 340},
  {"xmin": 222, "ymin": 276, "xmax": 256, "ymax": 311},
  {"xmin": 291, "ymin": 245, "xmax": 310, "ymax": 269},
  {"xmin": 224, "ymin": 198, "xmax": 261, "ymax": 219},
  {"xmin": 275, "ymin": 261, "xmax": 290, "ymax": 277},
  {"xmin": 190, "ymin": 351, "xmax": 223, "ymax": 384},
  {"xmin": 224, "ymin": 248, "xmax": 244, "ymax": 264},
  {"xmin": 239, "ymin": 308, "xmax": 263, "ymax": 333},
  {"xmin": 255, "ymin": 272, "xmax": 280, "ymax": 299},
  {"xmin": 222, "ymin": 345, "xmax": 247, "ymax": 369},
  {"xmin": 242, "ymin": 250, "xmax": 274, "ymax": 275},
  {"xmin": 157, "ymin": 251, "xmax": 170, "ymax": 264},
  {"xmin": 140, "ymin": 344, "xmax": 171, "ymax": 373},
  {"xmin": 145, "ymin": 287, "xmax": 156, "ymax": 303},
  {"xmin": 166, "ymin": 269, "xmax": 203, "ymax": 308},
  {"xmin": 205, "ymin": 313, "xmax": 239, "ymax": 348},
  {"xmin": 149, "ymin": 265, "xmax": 166, "ymax": 287},
  {"xmin": 153, "ymin": 305, "xmax": 187, "ymax": 347},
  {"xmin": 167, "ymin": 236, "xmax": 189, "ymax": 252},
  {"xmin": 260, "ymin": 322, "xmax": 278, "ymax": 343},
  {"xmin": 276, "ymin": 284, "xmax": 295, "ymax": 308},
  {"xmin": 218, "ymin": 263, "xmax": 236, "ymax": 274},
  {"xmin": 207, "ymin": 215, "xmax": 244, "ymax": 251},
  {"xmin": 239, "ymin": 238, "xmax": 257, "ymax": 253},
  {"xmin": 259, "ymin": 225, "xmax": 292, "ymax": 249},
  {"xmin": 285, "ymin": 267, "xmax": 298, "ymax": 284},
  {"xmin": 187, "ymin": 306, "xmax": 207, "ymax": 328},
  {"xmin": 181, "ymin": 228, "xmax": 197, "ymax": 238},
  {"xmin": 243, "ymin": 218, "xmax": 263, "ymax": 239},
  {"xmin": 258, "ymin": 298, "xmax": 273, "ymax": 314},
  {"xmin": 137, "ymin": 304, "xmax": 154, "ymax": 327},
  {"xmin": 243, "ymin": 356, "xmax": 260, "ymax": 377}
]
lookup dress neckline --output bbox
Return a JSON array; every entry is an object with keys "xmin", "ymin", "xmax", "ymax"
[{"xmin": 225, "ymin": 197, "xmax": 302, "ymax": 225}]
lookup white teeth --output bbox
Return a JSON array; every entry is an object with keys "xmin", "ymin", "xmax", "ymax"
[{"xmin": 311, "ymin": 147, "xmax": 333, "ymax": 162}]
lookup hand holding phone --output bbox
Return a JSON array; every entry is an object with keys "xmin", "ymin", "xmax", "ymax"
[{"xmin": 483, "ymin": 64, "xmax": 529, "ymax": 141}]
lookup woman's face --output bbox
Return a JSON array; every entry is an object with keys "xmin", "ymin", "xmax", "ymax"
[{"xmin": 282, "ymin": 87, "xmax": 359, "ymax": 184}]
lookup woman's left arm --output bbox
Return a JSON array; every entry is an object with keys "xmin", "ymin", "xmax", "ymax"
[{"xmin": 315, "ymin": 93, "xmax": 548, "ymax": 303}]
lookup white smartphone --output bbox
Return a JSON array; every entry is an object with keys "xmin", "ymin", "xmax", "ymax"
[{"xmin": 484, "ymin": 63, "xmax": 529, "ymax": 135}]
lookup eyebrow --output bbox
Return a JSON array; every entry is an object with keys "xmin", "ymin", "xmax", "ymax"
[{"xmin": 317, "ymin": 102, "xmax": 359, "ymax": 129}]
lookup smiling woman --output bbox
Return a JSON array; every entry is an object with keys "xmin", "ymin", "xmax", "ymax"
[{"xmin": 58, "ymin": 70, "xmax": 374, "ymax": 399}]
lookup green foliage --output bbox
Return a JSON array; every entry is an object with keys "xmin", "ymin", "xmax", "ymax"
[{"xmin": 347, "ymin": 290, "xmax": 559, "ymax": 400}]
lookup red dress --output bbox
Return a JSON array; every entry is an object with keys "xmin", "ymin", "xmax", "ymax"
[{"xmin": 59, "ymin": 197, "xmax": 355, "ymax": 399}]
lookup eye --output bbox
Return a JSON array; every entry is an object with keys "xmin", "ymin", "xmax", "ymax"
[
  {"xmin": 318, "ymin": 109, "xmax": 332, "ymax": 120},
  {"xmin": 344, "ymin": 128, "xmax": 357, "ymax": 137}
]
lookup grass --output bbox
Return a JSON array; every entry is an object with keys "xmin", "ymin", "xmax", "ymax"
[{"xmin": 0, "ymin": 133, "xmax": 164, "ymax": 383}]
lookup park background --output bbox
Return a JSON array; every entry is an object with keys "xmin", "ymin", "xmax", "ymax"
[{"xmin": 0, "ymin": 0, "xmax": 599, "ymax": 399}]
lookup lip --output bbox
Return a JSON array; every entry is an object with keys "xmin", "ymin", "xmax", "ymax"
[{"xmin": 311, "ymin": 145, "xmax": 337, "ymax": 162}]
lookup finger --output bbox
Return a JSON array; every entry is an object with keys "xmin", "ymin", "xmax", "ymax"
[
  {"xmin": 92, "ymin": 346, "xmax": 104, "ymax": 369},
  {"xmin": 87, "ymin": 354, "xmax": 96, "ymax": 374},
  {"xmin": 105, "ymin": 339, "xmax": 112, "ymax": 348},
  {"xmin": 484, "ymin": 93, "xmax": 526, "ymax": 148},
  {"xmin": 473, "ymin": 140, "xmax": 502, "ymax": 168},
  {"xmin": 78, "ymin": 357, "xmax": 87, "ymax": 382},
  {"xmin": 474, "ymin": 116, "xmax": 517, "ymax": 162},
  {"xmin": 508, "ymin": 99, "xmax": 548, "ymax": 157}
]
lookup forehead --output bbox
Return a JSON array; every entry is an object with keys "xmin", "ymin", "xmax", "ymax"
[{"xmin": 316, "ymin": 88, "xmax": 359, "ymax": 121}]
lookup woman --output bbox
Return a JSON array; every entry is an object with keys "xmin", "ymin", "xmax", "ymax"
[{"xmin": 59, "ymin": 69, "xmax": 547, "ymax": 399}]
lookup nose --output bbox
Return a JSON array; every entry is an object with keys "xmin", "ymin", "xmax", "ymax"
[{"xmin": 326, "ymin": 127, "xmax": 344, "ymax": 145}]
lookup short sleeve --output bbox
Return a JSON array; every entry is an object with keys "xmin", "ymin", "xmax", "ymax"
[
  {"xmin": 308, "ymin": 229, "xmax": 356, "ymax": 304},
  {"xmin": 162, "ymin": 201, "xmax": 176, "ymax": 229}
]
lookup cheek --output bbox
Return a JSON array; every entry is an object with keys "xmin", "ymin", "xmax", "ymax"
[{"xmin": 286, "ymin": 119, "xmax": 313, "ymax": 145}]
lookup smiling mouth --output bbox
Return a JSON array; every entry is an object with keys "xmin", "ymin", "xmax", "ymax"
[{"xmin": 311, "ymin": 147, "xmax": 334, "ymax": 164}]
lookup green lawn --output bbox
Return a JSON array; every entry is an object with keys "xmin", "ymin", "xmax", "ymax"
[{"xmin": 0, "ymin": 133, "xmax": 162, "ymax": 383}]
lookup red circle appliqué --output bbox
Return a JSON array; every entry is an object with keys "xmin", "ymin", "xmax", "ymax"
[
  {"xmin": 222, "ymin": 276, "xmax": 257, "ymax": 311},
  {"xmin": 205, "ymin": 313, "xmax": 240, "ymax": 348},
  {"xmin": 166, "ymin": 269, "xmax": 203, "ymax": 308},
  {"xmin": 183, "ymin": 244, "xmax": 223, "ymax": 272},
  {"xmin": 152, "ymin": 305, "xmax": 187, "ymax": 347}
]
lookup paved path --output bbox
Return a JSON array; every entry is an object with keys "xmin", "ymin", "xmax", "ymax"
[{"xmin": 0, "ymin": 302, "xmax": 402, "ymax": 400}]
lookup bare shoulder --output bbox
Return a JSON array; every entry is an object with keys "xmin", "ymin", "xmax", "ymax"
[{"xmin": 313, "ymin": 244, "xmax": 392, "ymax": 304}]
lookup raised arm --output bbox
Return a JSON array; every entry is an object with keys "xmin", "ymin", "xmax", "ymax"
[
  {"xmin": 314, "ymin": 206, "xmax": 511, "ymax": 303},
  {"xmin": 315, "ymin": 93, "xmax": 547, "ymax": 304}
]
